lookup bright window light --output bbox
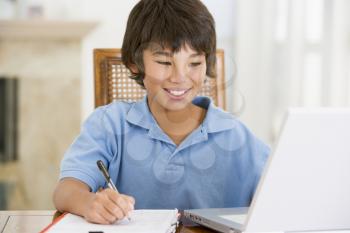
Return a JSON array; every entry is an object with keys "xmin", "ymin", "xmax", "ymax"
[
  {"xmin": 305, "ymin": 0, "xmax": 324, "ymax": 43},
  {"xmin": 302, "ymin": 52, "xmax": 323, "ymax": 106},
  {"xmin": 274, "ymin": 0, "xmax": 289, "ymax": 41},
  {"xmin": 348, "ymin": 55, "xmax": 350, "ymax": 105}
]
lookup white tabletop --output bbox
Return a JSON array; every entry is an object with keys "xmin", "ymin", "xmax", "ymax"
[
  {"xmin": 0, "ymin": 211, "xmax": 349, "ymax": 233},
  {"xmin": 0, "ymin": 210, "xmax": 55, "ymax": 233}
]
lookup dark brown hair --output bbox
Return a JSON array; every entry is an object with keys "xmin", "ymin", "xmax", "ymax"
[{"xmin": 121, "ymin": 0, "xmax": 217, "ymax": 87}]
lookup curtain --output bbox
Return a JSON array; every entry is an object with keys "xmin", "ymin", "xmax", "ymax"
[{"xmin": 234, "ymin": 0, "xmax": 350, "ymax": 145}]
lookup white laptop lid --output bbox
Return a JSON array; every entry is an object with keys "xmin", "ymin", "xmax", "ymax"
[{"xmin": 246, "ymin": 108, "xmax": 350, "ymax": 232}]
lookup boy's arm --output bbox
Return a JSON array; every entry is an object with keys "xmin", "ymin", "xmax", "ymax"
[
  {"xmin": 53, "ymin": 178, "xmax": 92, "ymax": 217},
  {"xmin": 53, "ymin": 178, "xmax": 135, "ymax": 224}
]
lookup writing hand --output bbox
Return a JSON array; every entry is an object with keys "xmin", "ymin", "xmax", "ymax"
[{"xmin": 83, "ymin": 189, "xmax": 135, "ymax": 224}]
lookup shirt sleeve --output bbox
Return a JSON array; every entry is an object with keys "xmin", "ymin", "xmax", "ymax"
[{"xmin": 59, "ymin": 106, "xmax": 117, "ymax": 192}]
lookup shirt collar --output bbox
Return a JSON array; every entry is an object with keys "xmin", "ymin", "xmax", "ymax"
[
  {"xmin": 193, "ymin": 96, "xmax": 238, "ymax": 133},
  {"xmin": 126, "ymin": 96, "xmax": 174, "ymax": 144},
  {"xmin": 125, "ymin": 95, "xmax": 154, "ymax": 130},
  {"xmin": 126, "ymin": 95, "xmax": 237, "ymax": 133}
]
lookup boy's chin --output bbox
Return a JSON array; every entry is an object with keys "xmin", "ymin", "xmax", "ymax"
[
  {"xmin": 160, "ymin": 100, "xmax": 193, "ymax": 112},
  {"xmin": 148, "ymin": 92, "xmax": 196, "ymax": 112}
]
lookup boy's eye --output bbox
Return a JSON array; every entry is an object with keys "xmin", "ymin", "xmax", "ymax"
[
  {"xmin": 190, "ymin": 62, "xmax": 202, "ymax": 67},
  {"xmin": 156, "ymin": 61, "xmax": 172, "ymax": 66}
]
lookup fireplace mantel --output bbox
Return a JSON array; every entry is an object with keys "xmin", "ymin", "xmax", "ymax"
[{"xmin": 0, "ymin": 20, "xmax": 98, "ymax": 40}]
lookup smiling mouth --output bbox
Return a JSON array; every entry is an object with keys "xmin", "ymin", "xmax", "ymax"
[{"xmin": 164, "ymin": 88, "xmax": 191, "ymax": 97}]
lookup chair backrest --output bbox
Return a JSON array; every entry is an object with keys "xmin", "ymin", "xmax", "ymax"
[{"xmin": 94, "ymin": 48, "xmax": 226, "ymax": 109}]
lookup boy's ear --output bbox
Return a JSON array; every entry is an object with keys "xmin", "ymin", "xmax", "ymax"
[{"xmin": 129, "ymin": 64, "xmax": 138, "ymax": 73}]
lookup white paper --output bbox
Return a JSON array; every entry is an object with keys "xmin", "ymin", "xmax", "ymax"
[{"xmin": 46, "ymin": 209, "xmax": 178, "ymax": 233}]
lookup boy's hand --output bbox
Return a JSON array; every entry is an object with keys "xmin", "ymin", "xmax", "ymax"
[{"xmin": 83, "ymin": 189, "xmax": 135, "ymax": 224}]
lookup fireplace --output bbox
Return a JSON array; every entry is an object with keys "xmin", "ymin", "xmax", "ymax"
[
  {"xmin": 0, "ymin": 77, "xmax": 18, "ymax": 163},
  {"xmin": 0, "ymin": 20, "xmax": 97, "ymax": 209}
]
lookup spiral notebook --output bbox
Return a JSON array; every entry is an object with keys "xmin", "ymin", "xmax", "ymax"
[{"xmin": 41, "ymin": 209, "xmax": 179, "ymax": 233}]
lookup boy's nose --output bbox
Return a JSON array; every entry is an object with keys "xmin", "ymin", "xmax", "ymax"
[{"xmin": 169, "ymin": 67, "xmax": 186, "ymax": 83}]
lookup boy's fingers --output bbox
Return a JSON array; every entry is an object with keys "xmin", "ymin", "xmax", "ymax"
[
  {"xmin": 86, "ymin": 210, "xmax": 110, "ymax": 225},
  {"xmin": 105, "ymin": 190, "xmax": 133, "ymax": 216},
  {"xmin": 104, "ymin": 188, "xmax": 119, "ymax": 196},
  {"xmin": 103, "ymin": 199, "xmax": 122, "ymax": 218},
  {"xmin": 116, "ymin": 196, "xmax": 131, "ymax": 213},
  {"xmin": 96, "ymin": 213, "xmax": 111, "ymax": 225},
  {"xmin": 121, "ymin": 194, "xmax": 136, "ymax": 207},
  {"xmin": 99, "ymin": 204, "xmax": 120, "ymax": 223}
]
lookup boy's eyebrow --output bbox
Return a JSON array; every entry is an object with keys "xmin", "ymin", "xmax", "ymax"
[
  {"xmin": 152, "ymin": 51, "xmax": 204, "ymax": 57},
  {"xmin": 152, "ymin": 51, "xmax": 172, "ymax": 57},
  {"xmin": 189, "ymin": 53, "xmax": 203, "ymax": 57}
]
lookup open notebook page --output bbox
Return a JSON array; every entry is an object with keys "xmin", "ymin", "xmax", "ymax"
[{"xmin": 45, "ymin": 209, "xmax": 178, "ymax": 233}]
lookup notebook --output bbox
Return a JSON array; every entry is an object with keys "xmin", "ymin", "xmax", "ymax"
[
  {"xmin": 184, "ymin": 108, "xmax": 350, "ymax": 232},
  {"xmin": 41, "ymin": 209, "xmax": 179, "ymax": 233}
]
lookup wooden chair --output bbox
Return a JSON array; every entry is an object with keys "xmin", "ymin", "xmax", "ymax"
[{"xmin": 94, "ymin": 49, "xmax": 226, "ymax": 109}]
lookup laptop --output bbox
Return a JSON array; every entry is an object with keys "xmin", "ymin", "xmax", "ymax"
[{"xmin": 184, "ymin": 108, "xmax": 350, "ymax": 233}]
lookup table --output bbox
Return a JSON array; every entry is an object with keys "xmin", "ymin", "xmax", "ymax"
[
  {"xmin": 2, "ymin": 211, "xmax": 350, "ymax": 233},
  {"xmin": 0, "ymin": 210, "xmax": 214, "ymax": 233},
  {"xmin": 0, "ymin": 211, "xmax": 54, "ymax": 233}
]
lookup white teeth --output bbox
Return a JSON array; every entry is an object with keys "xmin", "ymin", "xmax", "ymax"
[{"xmin": 168, "ymin": 90, "xmax": 186, "ymax": 96}]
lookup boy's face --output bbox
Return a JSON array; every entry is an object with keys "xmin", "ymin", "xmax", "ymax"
[{"xmin": 142, "ymin": 44, "xmax": 207, "ymax": 112}]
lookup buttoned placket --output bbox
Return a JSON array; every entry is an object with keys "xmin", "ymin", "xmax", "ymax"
[{"xmin": 147, "ymin": 123, "xmax": 209, "ymax": 159}]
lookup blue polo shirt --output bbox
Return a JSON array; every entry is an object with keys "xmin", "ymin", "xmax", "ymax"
[{"xmin": 60, "ymin": 96, "xmax": 270, "ymax": 209}]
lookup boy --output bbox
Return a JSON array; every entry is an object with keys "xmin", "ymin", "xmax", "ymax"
[{"xmin": 53, "ymin": 0, "xmax": 270, "ymax": 225}]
